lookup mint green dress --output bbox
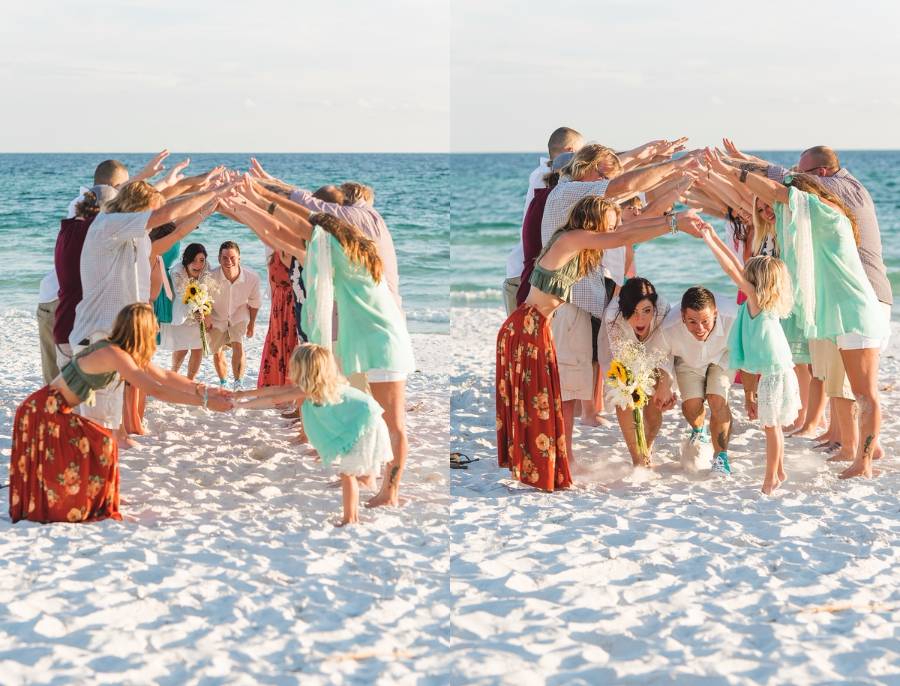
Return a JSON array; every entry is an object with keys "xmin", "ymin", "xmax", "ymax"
[
  {"xmin": 728, "ymin": 302, "xmax": 801, "ymax": 428},
  {"xmin": 301, "ymin": 386, "xmax": 393, "ymax": 476},
  {"xmin": 777, "ymin": 187, "xmax": 888, "ymax": 352},
  {"xmin": 303, "ymin": 227, "xmax": 415, "ymax": 376}
]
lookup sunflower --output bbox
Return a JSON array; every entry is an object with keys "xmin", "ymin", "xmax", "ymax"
[
  {"xmin": 607, "ymin": 360, "xmax": 627, "ymax": 385},
  {"xmin": 631, "ymin": 388, "xmax": 648, "ymax": 408}
]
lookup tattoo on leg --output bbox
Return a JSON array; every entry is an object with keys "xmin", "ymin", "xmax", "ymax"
[
  {"xmin": 388, "ymin": 466, "xmax": 399, "ymax": 486},
  {"xmin": 862, "ymin": 435, "xmax": 874, "ymax": 460}
]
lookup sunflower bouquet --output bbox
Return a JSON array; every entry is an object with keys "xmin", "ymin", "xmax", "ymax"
[
  {"xmin": 182, "ymin": 276, "xmax": 215, "ymax": 355},
  {"xmin": 606, "ymin": 339, "xmax": 665, "ymax": 467}
]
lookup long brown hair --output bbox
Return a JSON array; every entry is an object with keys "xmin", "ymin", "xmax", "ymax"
[
  {"xmin": 308, "ymin": 212, "xmax": 383, "ymax": 283},
  {"xmin": 108, "ymin": 303, "xmax": 157, "ymax": 369},
  {"xmin": 559, "ymin": 143, "xmax": 623, "ymax": 181},
  {"xmin": 787, "ymin": 173, "xmax": 860, "ymax": 246},
  {"xmin": 544, "ymin": 196, "xmax": 621, "ymax": 279}
]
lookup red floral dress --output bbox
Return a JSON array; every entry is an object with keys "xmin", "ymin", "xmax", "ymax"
[
  {"xmin": 9, "ymin": 386, "xmax": 121, "ymax": 523},
  {"xmin": 258, "ymin": 254, "xmax": 299, "ymax": 387},
  {"xmin": 496, "ymin": 305, "xmax": 572, "ymax": 491}
]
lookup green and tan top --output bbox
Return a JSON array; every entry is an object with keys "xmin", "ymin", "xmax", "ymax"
[
  {"xmin": 528, "ymin": 231, "xmax": 582, "ymax": 301},
  {"xmin": 61, "ymin": 340, "xmax": 119, "ymax": 403}
]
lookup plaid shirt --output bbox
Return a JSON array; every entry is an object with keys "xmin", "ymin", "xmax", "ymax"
[{"xmin": 539, "ymin": 179, "xmax": 611, "ymax": 317}]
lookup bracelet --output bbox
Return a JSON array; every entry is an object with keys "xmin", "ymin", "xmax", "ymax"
[
  {"xmin": 267, "ymin": 202, "xmax": 277, "ymax": 215},
  {"xmin": 667, "ymin": 212, "xmax": 678, "ymax": 235}
]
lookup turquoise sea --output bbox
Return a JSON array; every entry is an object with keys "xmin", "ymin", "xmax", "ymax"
[
  {"xmin": 0, "ymin": 153, "xmax": 449, "ymax": 334},
  {"xmin": 451, "ymin": 151, "xmax": 900, "ymax": 320}
]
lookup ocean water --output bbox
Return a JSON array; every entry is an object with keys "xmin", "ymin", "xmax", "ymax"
[
  {"xmin": 0, "ymin": 153, "xmax": 449, "ymax": 334},
  {"xmin": 451, "ymin": 151, "xmax": 900, "ymax": 320}
]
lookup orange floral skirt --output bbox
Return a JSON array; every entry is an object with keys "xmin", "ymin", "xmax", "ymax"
[
  {"xmin": 9, "ymin": 386, "xmax": 121, "ymax": 523},
  {"xmin": 495, "ymin": 305, "xmax": 571, "ymax": 491}
]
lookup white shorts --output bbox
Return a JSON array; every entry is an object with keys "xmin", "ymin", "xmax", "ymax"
[
  {"xmin": 836, "ymin": 303, "xmax": 892, "ymax": 350},
  {"xmin": 366, "ymin": 369, "xmax": 407, "ymax": 383}
]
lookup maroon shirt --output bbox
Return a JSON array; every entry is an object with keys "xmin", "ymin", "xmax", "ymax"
[
  {"xmin": 516, "ymin": 187, "xmax": 552, "ymax": 306},
  {"xmin": 53, "ymin": 216, "xmax": 95, "ymax": 344}
]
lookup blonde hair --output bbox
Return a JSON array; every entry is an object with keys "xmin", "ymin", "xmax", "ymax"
[
  {"xmin": 751, "ymin": 195, "xmax": 776, "ymax": 256},
  {"xmin": 308, "ymin": 212, "xmax": 384, "ymax": 283},
  {"xmin": 339, "ymin": 181, "xmax": 374, "ymax": 205},
  {"xmin": 542, "ymin": 196, "xmax": 621, "ymax": 280},
  {"xmin": 560, "ymin": 143, "xmax": 623, "ymax": 181},
  {"xmin": 108, "ymin": 303, "xmax": 157, "ymax": 368},
  {"xmin": 104, "ymin": 180, "xmax": 163, "ymax": 214},
  {"xmin": 289, "ymin": 343, "xmax": 343, "ymax": 405},
  {"xmin": 744, "ymin": 255, "xmax": 793, "ymax": 317}
]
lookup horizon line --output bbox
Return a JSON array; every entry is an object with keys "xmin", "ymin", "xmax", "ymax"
[{"xmin": 3, "ymin": 148, "xmax": 900, "ymax": 155}]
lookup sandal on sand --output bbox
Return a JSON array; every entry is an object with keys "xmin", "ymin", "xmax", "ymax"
[{"xmin": 450, "ymin": 452, "xmax": 479, "ymax": 470}]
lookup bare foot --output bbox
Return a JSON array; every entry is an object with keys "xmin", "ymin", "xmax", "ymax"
[
  {"xmin": 826, "ymin": 450, "xmax": 855, "ymax": 462},
  {"xmin": 874, "ymin": 444, "xmax": 884, "ymax": 461},
  {"xmin": 778, "ymin": 467, "xmax": 787, "ymax": 483},
  {"xmin": 814, "ymin": 440, "xmax": 840, "ymax": 452},
  {"xmin": 813, "ymin": 430, "xmax": 836, "ymax": 444},
  {"xmin": 118, "ymin": 435, "xmax": 139, "ymax": 451},
  {"xmin": 335, "ymin": 517, "xmax": 359, "ymax": 527},
  {"xmin": 783, "ymin": 418, "xmax": 804, "ymax": 434},
  {"xmin": 790, "ymin": 425, "xmax": 821, "ymax": 439},
  {"xmin": 365, "ymin": 491, "xmax": 400, "ymax": 509},
  {"xmin": 580, "ymin": 413, "xmax": 612, "ymax": 428},
  {"xmin": 359, "ymin": 474, "xmax": 376, "ymax": 491},
  {"xmin": 281, "ymin": 409, "xmax": 300, "ymax": 420},
  {"xmin": 838, "ymin": 462, "xmax": 880, "ymax": 479},
  {"xmin": 761, "ymin": 476, "xmax": 781, "ymax": 495}
]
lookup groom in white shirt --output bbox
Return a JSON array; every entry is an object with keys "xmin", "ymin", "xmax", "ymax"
[{"xmin": 658, "ymin": 287, "xmax": 737, "ymax": 474}]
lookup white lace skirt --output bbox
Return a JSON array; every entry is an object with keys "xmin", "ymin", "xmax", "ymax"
[
  {"xmin": 757, "ymin": 370, "xmax": 801, "ymax": 428},
  {"xmin": 332, "ymin": 418, "xmax": 394, "ymax": 476}
]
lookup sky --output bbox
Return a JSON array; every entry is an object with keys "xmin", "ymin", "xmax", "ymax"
[
  {"xmin": 3, "ymin": 1, "xmax": 898, "ymax": 153},
  {"xmin": 0, "ymin": 0, "xmax": 449, "ymax": 153},
  {"xmin": 452, "ymin": 0, "xmax": 900, "ymax": 152}
]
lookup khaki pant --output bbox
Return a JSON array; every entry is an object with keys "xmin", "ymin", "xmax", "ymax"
[
  {"xmin": 550, "ymin": 303, "xmax": 594, "ymax": 402},
  {"xmin": 37, "ymin": 299, "xmax": 60, "ymax": 384},
  {"xmin": 810, "ymin": 338, "xmax": 854, "ymax": 400},
  {"xmin": 502, "ymin": 277, "xmax": 520, "ymax": 316}
]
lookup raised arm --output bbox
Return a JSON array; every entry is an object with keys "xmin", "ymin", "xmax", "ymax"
[
  {"xmin": 707, "ymin": 149, "xmax": 788, "ymax": 206},
  {"xmin": 150, "ymin": 194, "xmax": 219, "ymax": 258},
  {"xmin": 699, "ymin": 223, "xmax": 755, "ymax": 304},
  {"xmin": 617, "ymin": 137, "xmax": 688, "ymax": 170},
  {"xmin": 220, "ymin": 196, "xmax": 309, "ymax": 256},
  {"xmin": 564, "ymin": 209, "xmax": 705, "ymax": 253},
  {"xmin": 131, "ymin": 149, "xmax": 170, "ymax": 183},
  {"xmin": 606, "ymin": 153, "xmax": 702, "ymax": 199},
  {"xmin": 640, "ymin": 173, "xmax": 696, "ymax": 216}
]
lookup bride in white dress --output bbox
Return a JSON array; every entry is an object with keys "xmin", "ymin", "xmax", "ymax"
[{"xmin": 160, "ymin": 243, "xmax": 209, "ymax": 379}]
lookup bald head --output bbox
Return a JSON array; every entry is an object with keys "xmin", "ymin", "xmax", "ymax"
[
  {"xmin": 798, "ymin": 146, "xmax": 840, "ymax": 177},
  {"xmin": 93, "ymin": 159, "xmax": 129, "ymax": 187},
  {"xmin": 547, "ymin": 127, "xmax": 584, "ymax": 160}
]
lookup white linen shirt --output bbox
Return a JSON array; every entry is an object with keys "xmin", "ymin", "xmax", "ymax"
[
  {"xmin": 208, "ymin": 266, "xmax": 261, "ymax": 330},
  {"xmin": 69, "ymin": 210, "xmax": 153, "ymax": 345},
  {"xmin": 505, "ymin": 157, "xmax": 550, "ymax": 279},
  {"xmin": 657, "ymin": 296, "xmax": 737, "ymax": 377}
]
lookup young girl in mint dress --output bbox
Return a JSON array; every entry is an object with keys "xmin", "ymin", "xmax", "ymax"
[
  {"xmin": 237, "ymin": 344, "xmax": 393, "ymax": 526},
  {"xmin": 701, "ymin": 224, "xmax": 800, "ymax": 494}
]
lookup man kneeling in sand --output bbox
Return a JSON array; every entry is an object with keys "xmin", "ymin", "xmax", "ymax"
[{"xmin": 658, "ymin": 287, "xmax": 737, "ymax": 474}]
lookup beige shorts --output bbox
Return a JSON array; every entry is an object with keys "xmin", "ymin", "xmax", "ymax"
[
  {"xmin": 550, "ymin": 302, "xmax": 593, "ymax": 402},
  {"xmin": 502, "ymin": 277, "xmax": 520, "ymax": 316},
  {"xmin": 810, "ymin": 338, "xmax": 854, "ymax": 400},
  {"xmin": 675, "ymin": 361, "xmax": 732, "ymax": 402},
  {"xmin": 208, "ymin": 322, "xmax": 246, "ymax": 352}
]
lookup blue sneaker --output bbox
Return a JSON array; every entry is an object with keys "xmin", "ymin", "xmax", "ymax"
[{"xmin": 711, "ymin": 451, "xmax": 731, "ymax": 475}]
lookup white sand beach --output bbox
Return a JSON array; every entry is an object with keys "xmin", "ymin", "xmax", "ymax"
[
  {"xmin": 0, "ymin": 309, "xmax": 450, "ymax": 685},
  {"xmin": 451, "ymin": 306, "xmax": 900, "ymax": 685}
]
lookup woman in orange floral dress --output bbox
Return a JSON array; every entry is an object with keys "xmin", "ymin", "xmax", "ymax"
[
  {"xmin": 258, "ymin": 250, "xmax": 299, "ymax": 387},
  {"xmin": 497, "ymin": 195, "xmax": 705, "ymax": 490},
  {"xmin": 9, "ymin": 303, "xmax": 233, "ymax": 523}
]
